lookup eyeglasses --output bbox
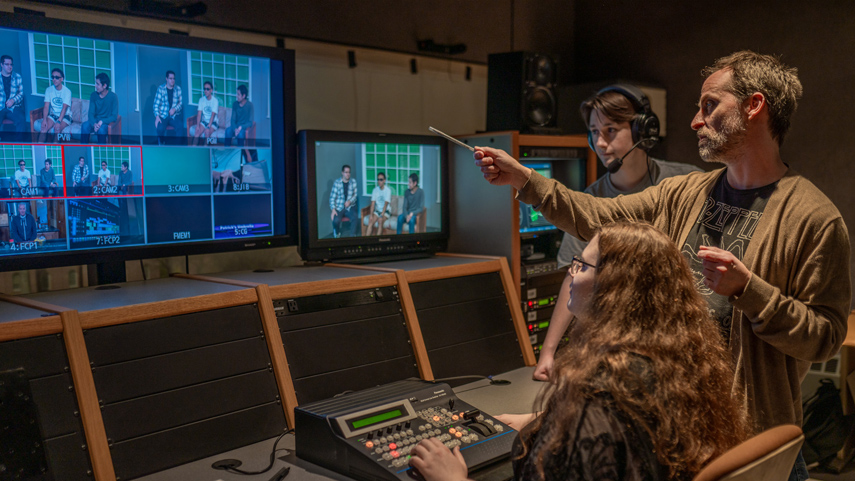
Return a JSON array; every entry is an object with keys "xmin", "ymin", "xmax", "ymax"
[
  {"xmin": 51, "ymin": 75, "xmax": 62, "ymax": 79},
  {"xmin": 204, "ymin": 87, "xmax": 212, "ymax": 91},
  {"xmin": 2, "ymin": 62, "xmax": 12, "ymax": 66},
  {"xmin": 569, "ymin": 256, "xmax": 596, "ymax": 276},
  {"xmin": 377, "ymin": 178, "xmax": 385, "ymax": 182}
]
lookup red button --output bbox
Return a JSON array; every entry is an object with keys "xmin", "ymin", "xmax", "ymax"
[
  {"xmin": 391, "ymin": 450, "xmax": 400, "ymax": 458},
  {"xmin": 389, "ymin": 443, "xmax": 397, "ymax": 450},
  {"xmin": 365, "ymin": 441, "xmax": 374, "ymax": 449}
]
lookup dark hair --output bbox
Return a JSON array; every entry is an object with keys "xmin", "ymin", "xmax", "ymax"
[
  {"xmin": 409, "ymin": 173, "xmax": 419, "ymax": 185},
  {"xmin": 580, "ymin": 90, "xmax": 637, "ymax": 126},
  {"xmin": 341, "ymin": 164, "xmax": 351, "ymax": 172},
  {"xmin": 101, "ymin": 161, "xmax": 108, "ymax": 166},
  {"xmin": 203, "ymin": 81, "xmax": 213, "ymax": 90},
  {"xmin": 166, "ymin": 70, "xmax": 175, "ymax": 79},
  {"xmin": 44, "ymin": 159, "xmax": 52, "ymax": 165},
  {"xmin": 122, "ymin": 161, "xmax": 129, "ymax": 168},
  {"xmin": 377, "ymin": 172, "xmax": 386, "ymax": 180},
  {"xmin": 0, "ymin": 55, "xmax": 12, "ymax": 65},
  {"xmin": 702, "ymin": 50, "xmax": 802, "ymax": 146},
  {"xmin": 79, "ymin": 156, "xmax": 85, "ymax": 162},
  {"xmin": 95, "ymin": 72, "xmax": 110, "ymax": 89},
  {"xmin": 237, "ymin": 84, "xmax": 248, "ymax": 97},
  {"xmin": 519, "ymin": 222, "xmax": 749, "ymax": 480},
  {"xmin": 51, "ymin": 68, "xmax": 64, "ymax": 79}
]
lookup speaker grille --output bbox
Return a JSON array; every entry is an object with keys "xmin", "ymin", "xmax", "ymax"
[
  {"xmin": 487, "ymin": 51, "xmax": 559, "ymax": 133},
  {"xmin": 526, "ymin": 86, "xmax": 556, "ymax": 127}
]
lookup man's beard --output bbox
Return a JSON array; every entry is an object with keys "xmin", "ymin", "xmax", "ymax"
[{"xmin": 698, "ymin": 107, "xmax": 747, "ymax": 163}]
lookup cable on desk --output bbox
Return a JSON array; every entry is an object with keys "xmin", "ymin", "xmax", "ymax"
[
  {"xmin": 211, "ymin": 428, "xmax": 293, "ymax": 475},
  {"xmin": 432, "ymin": 375, "xmax": 510, "ymax": 386}
]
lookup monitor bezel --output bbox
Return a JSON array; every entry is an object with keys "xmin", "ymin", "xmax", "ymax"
[
  {"xmin": 298, "ymin": 129, "xmax": 450, "ymax": 263},
  {"xmin": 0, "ymin": 12, "xmax": 298, "ymax": 272}
]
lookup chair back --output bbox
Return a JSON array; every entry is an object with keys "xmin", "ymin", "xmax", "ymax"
[{"xmin": 693, "ymin": 424, "xmax": 804, "ymax": 481}]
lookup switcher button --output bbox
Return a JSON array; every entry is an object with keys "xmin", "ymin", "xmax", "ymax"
[
  {"xmin": 365, "ymin": 441, "xmax": 374, "ymax": 449},
  {"xmin": 389, "ymin": 443, "xmax": 397, "ymax": 450},
  {"xmin": 391, "ymin": 450, "xmax": 400, "ymax": 458}
]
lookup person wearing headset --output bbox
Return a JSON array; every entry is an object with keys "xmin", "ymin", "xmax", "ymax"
[{"xmin": 533, "ymin": 84, "xmax": 701, "ymax": 381}]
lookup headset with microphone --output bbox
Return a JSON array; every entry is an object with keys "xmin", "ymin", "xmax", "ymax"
[{"xmin": 586, "ymin": 84, "xmax": 661, "ymax": 174}]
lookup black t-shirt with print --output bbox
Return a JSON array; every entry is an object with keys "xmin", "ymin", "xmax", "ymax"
[{"xmin": 682, "ymin": 172, "xmax": 776, "ymax": 343}]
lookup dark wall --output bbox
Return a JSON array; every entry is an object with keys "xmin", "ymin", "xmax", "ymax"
[
  {"xmin": 573, "ymin": 0, "xmax": 855, "ymax": 303},
  {"xmin": 32, "ymin": 0, "xmax": 575, "ymax": 67}
]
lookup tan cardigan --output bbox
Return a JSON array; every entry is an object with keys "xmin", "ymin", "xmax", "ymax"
[{"xmin": 518, "ymin": 167, "xmax": 851, "ymax": 431}]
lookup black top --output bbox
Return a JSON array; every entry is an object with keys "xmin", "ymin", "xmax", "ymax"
[{"xmin": 511, "ymin": 356, "xmax": 666, "ymax": 480}]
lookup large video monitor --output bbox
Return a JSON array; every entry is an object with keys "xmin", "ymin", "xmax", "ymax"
[
  {"xmin": 0, "ymin": 13, "xmax": 297, "ymax": 272},
  {"xmin": 299, "ymin": 130, "xmax": 449, "ymax": 262}
]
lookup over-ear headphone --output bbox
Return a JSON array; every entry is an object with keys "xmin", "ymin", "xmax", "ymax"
[{"xmin": 586, "ymin": 84, "xmax": 660, "ymax": 153}]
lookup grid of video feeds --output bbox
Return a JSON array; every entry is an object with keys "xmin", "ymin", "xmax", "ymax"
[{"xmin": 0, "ymin": 25, "xmax": 277, "ymax": 258}]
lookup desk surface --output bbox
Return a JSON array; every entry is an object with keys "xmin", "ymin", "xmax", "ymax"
[
  {"xmin": 21, "ymin": 276, "xmax": 246, "ymax": 312},
  {"xmin": 204, "ymin": 265, "xmax": 389, "ymax": 286},
  {"xmin": 369, "ymin": 255, "xmax": 495, "ymax": 271},
  {"xmin": 0, "ymin": 299, "xmax": 52, "ymax": 324},
  {"xmin": 137, "ymin": 367, "xmax": 542, "ymax": 481}
]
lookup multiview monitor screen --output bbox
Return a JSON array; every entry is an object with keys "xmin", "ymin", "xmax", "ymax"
[
  {"xmin": 519, "ymin": 162, "xmax": 558, "ymax": 234},
  {"xmin": 0, "ymin": 14, "xmax": 296, "ymax": 271},
  {"xmin": 299, "ymin": 130, "xmax": 449, "ymax": 262}
]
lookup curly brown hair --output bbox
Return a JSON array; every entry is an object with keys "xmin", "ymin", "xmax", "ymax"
[{"xmin": 519, "ymin": 221, "xmax": 750, "ymax": 480}]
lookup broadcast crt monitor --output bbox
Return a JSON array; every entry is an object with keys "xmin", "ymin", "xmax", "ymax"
[
  {"xmin": 519, "ymin": 162, "xmax": 558, "ymax": 235},
  {"xmin": 299, "ymin": 130, "xmax": 449, "ymax": 262},
  {"xmin": 0, "ymin": 13, "xmax": 297, "ymax": 272}
]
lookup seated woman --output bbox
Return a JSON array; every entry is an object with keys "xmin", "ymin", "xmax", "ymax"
[{"xmin": 409, "ymin": 222, "xmax": 750, "ymax": 481}]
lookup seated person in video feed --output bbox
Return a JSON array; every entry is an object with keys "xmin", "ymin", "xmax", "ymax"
[
  {"xmin": 366, "ymin": 171, "xmax": 391, "ymax": 235},
  {"xmin": 14, "ymin": 160, "xmax": 31, "ymax": 195},
  {"xmin": 10, "ymin": 202, "xmax": 37, "ymax": 243},
  {"xmin": 81, "ymin": 73, "xmax": 119, "ymax": 144},
  {"xmin": 154, "ymin": 70, "xmax": 183, "ymax": 144},
  {"xmin": 225, "ymin": 85, "xmax": 253, "ymax": 147},
  {"xmin": 72, "ymin": 156, "xmax": 90, "ymax": 196},
  {"xmin": 193, "ymin": 81, "xmax": 219, "ymax": 145},
  {"xmin": 118, "ymin": 161, "xmax": 133, "ymax": 194},
  {"xmin": 397, "ymin": 173, "xmax": 424, "ymax": 234},
  {"xmin": 39, "ymin": 158, "xmax": 59, "ymax": 197},
  {"xmin": 329, "ymin": 164, "xmax": 359, "ymax": 238},
  {"xmin": 38, "ymin": 68, "xmax": 72, "ymax": 143},
  {"xmin": 0, "ymin": 55, "xmax": 26, "ymax": 136},
  {"xmin": 97, "ymin": 161, "xmax": 111, "ymax": 189}
]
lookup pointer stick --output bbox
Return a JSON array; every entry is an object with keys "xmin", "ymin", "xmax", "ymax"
[{"xmin": 428, "ymin": 126, "xmax": 474, "ymax": 151}]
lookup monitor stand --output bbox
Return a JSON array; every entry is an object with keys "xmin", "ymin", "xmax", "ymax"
[{"xmin": 88, "ymin": 261, "xmax": 126, "ymax": 286}]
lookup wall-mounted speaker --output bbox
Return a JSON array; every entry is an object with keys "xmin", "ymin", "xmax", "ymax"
[{"xmin": 487, "ymin": 52, "xmax": 560, "ymax": 134}]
